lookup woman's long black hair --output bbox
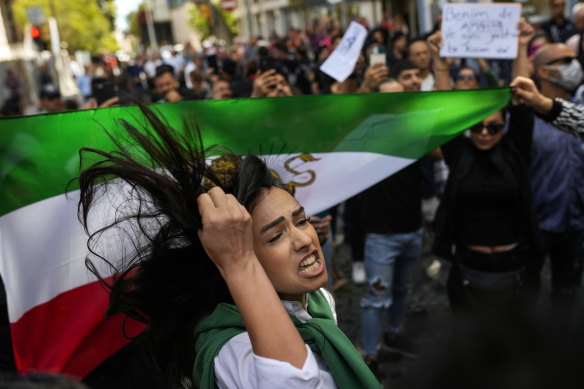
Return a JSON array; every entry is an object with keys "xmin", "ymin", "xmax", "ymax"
[{"xmin": 76, "ymin": 104, "xmax": 284, "ymax": 388}]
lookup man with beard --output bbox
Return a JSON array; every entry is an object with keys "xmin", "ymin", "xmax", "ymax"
[
  {"xmin": 251, "ymin": 69, "xmax": 293, "ymax": 98},
  {"xmin": 391, "ymin": 60, "xmax": 422, "ymax": 92},
  {"xmin": 407, "ymin": 39, "xmax": 433, "ymax": 91},
  {"xmin": 152, "ymin": 65, "xmax": 195, "ymax": 103},
  {"xmin": 542, "ymin": 0, "xmax": 577, "ymax": 43},
  {"xmin": 211, "ymin": 78, "xmax": 233, "ymax": 100}
]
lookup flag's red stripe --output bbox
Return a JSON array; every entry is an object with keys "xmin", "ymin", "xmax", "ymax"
[{"xmin": 10, "ymin": 278, "xmax": 145, "ymax": 378}]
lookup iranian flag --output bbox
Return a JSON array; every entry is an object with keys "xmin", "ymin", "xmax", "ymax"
[{"xmin": 0, "ymin": 89, "xmax": 510, "ymax": 378}]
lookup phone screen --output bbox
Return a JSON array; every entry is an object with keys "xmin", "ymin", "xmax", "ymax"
[
  {"xmin": 259, "ymin": 57, "xmax": 275, "ymax": 73},
  {"xmin": 92, "ymin": 78, "xmax": 116, "ymax": 106},
  {"xmin": 369, "ymin": 45, "xmax": 386, "ymax": 66}
]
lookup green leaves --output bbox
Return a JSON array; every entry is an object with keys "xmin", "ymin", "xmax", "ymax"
[
  {"xmin": 188, "ymin": 1, "xmax": 238, "ymax": 40},
  {"xmin": 13, "ymin": 0, "xmax": 119, "ymax": 54},
  {"xmin": 189, "ymin": 3, "xmax": 213, "ymax": 40}
]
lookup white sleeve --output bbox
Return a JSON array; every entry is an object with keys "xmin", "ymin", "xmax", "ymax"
[
  {"xmin": 320, "ymin": 288, "xmax": 338, "ymax": 325},
  {"xmin": 184, "ymin": 62, "xmax": 195, "ymax": 89},
  {"xmin": 566, "ymin": 34, "xmax": 580, "ymax": 54},
  {"xmin": 214, "ymin": 332, "xmax": 326, "ymax": 389}
]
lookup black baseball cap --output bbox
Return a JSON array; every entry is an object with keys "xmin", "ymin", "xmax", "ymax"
[{"xmin": 40, "ymin": 84, "xmax": 61, "ymax": 99}]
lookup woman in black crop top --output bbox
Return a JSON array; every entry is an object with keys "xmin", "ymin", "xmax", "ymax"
[{"xmin": 433, "ymin": 103, "xmax": 542, "ymax": 310}]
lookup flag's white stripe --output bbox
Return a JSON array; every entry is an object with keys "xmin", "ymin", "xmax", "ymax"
[
  {"xmin": 0, "ymin": 151, "xmax": 414, "ymax": 322},
  {"xmin": 264, "ymin": 152, "xmax": 415, "ymax": 216},
  {"xmin": 0, "ymin": 190, "xmax": 91, "ymax": 322}
]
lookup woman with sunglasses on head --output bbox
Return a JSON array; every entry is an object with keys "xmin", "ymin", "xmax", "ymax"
[
  {"xmin": 452, "ymin": 60, "xmax": 500, "ymax": 90},
  {"xmin": 452, "ymin": 67, "xmax": 481, "ymax": 90},
  {"xmin": 432, "ymin": 95, "xmax": 542, "ymax": 311}
]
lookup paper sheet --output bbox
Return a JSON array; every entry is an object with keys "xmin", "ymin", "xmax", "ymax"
[
  {"xmin": 440, "ymin": 3, "xmax": 522, "ymax": 59},
  {"xmin": 320, "ymin": 21, "xmax": 368, "ymax": 82}
]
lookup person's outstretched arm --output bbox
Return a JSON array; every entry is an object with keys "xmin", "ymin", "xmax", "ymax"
[
  {"xmin": 511, "ymin": 76, "xmax": 584, "ymax": 140},
  {"xmin": 549, "ymin": 100, "xmax": 584, "ymax": 140}
]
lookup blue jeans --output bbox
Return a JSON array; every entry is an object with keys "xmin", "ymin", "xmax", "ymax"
[{"xmin": 361, "ymin": 230, "xmax": 422, "ymax": 357}]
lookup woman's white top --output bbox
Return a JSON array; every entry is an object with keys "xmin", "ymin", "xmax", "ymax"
[{"xmin": 214, "ymin": 288, "xmax": 339, "ymax": 389}]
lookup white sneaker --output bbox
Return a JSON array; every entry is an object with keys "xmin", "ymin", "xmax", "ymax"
[
  {"xmin": 352, "ymin": 261, "xmax": 366, "ymax": 285},
  {"xmin": 426, "ymin": 259, "xmax": 442, "ymax": 280}
]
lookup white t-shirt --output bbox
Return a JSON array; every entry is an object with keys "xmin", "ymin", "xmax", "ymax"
[
  {"xmin": 144, "ymin": 59, "xmax": 162, "ymax": 78},
  {"xmin": 213, "ymin": 289, "xmax": 339, "ymax": 389},
  {"xmin": 184, "ymin": 61, "xmax": 197, "ymax": 89},
  {"xmin": 421, "ymin": 73, "xmax": 435, "ymax": 91}
]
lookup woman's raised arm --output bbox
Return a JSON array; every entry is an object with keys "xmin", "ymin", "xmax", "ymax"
[{"xmin": 197, "ymin": 186, "xmax": 308, "ymax": 368}]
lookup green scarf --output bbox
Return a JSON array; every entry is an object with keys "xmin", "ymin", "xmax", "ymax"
[{"xmin": 193, "ymin": 290, "xmax": 381, "ymax": 389}]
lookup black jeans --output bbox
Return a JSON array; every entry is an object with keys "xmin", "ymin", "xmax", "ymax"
[
  {"xmin": 448, "ymin": 245, "xmax": 527, "ymax": 311},
  {"xmin": 539, "ymin": 229, "xmax": 583, "ymax": 303}
]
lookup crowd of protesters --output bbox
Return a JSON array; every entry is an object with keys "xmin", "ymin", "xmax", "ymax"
[{"xmin": 2, "ymin": 1, "xmax": 584, "ymax": 387}]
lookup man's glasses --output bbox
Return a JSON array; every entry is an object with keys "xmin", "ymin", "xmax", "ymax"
[
  {"xmin": 469, "ymin": 123, "xmax": 505, "ymax": 135},
  {"xmin": 456, "ymin": 74, "xmax": 477, "ymax": 81},
  {"xmin": 545, "ymin": 56, "xmax": 576, "ymax": 66}
]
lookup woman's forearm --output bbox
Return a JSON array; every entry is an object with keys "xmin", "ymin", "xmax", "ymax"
[{"xmin": 223, "ymin": 259, "xmax": 308, "ymax": 368}]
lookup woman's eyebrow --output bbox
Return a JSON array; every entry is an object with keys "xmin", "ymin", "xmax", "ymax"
[
  {"xmin": 260, "ymin": 207, "xmax": 304, "ymax": 233},
  {"xmin": 292, "ymin": 206, "xmax": 304, "ymax": 217},
  {"xmin": 261, "ymin": 217, "xmax": 284, "ymax": 233}
]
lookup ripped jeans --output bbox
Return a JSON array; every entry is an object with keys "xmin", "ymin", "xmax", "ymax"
[{"xmin": 361, "ymin": 231, "xmax": 422, "ymax": 357}]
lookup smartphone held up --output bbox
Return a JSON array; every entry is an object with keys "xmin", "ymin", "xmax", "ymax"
[{"xmin": 369, "ymin": 45, "xmax": 386, "ymax": 66}]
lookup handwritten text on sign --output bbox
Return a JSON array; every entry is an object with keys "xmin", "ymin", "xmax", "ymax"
[
  {"xmin": 320, "ymin": 21, "xmax": 368, "ymax": 82},
  {"xmin": 440, "ymin": 3, "xmax": 521, "ymax": 59}
]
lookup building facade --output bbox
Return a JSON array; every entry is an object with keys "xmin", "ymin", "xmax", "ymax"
[{"xmin": 232, "ymin": 0, "xmax": 582, "ymax": 40}]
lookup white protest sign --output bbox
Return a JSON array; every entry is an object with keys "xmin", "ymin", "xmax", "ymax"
[
  {"xmin": 320, "ymin": 21, "xmax": 368, "ymax": 82},
  {"xmin": 440, "ymin": 3, "xmax": 521, "ymax": 59}
]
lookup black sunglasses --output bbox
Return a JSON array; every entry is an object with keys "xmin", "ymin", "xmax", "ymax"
[
  {"xmin": 545, "ymin": 56, "xmax": 575, "ymax": 66},
  {"xmin": 470, "ymin": 123, "xmax": 505, "ymax": 135},
  {"xmin": 456, "ymin": 73, "xmax": 477, "ymax": 81}
]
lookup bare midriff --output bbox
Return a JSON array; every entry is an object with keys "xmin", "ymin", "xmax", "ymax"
[{"xmin": 465, "ymin": 243, "xmax": 518, "ymax": 254}]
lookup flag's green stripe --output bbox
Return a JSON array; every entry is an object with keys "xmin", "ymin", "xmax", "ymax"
[{"xmin": 0, "ymin": 88, "xmax": 510, "ymax": 216}]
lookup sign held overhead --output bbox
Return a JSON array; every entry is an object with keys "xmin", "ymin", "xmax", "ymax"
[{"xmin": 440, "ymin": 3, "xmax": 522, "ymax": 59}]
